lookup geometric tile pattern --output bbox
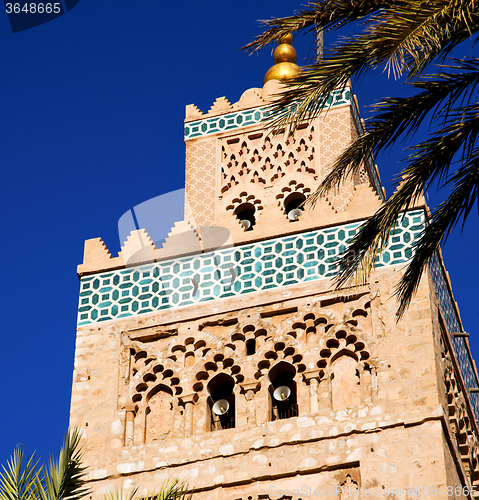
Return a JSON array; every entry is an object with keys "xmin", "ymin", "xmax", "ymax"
[
  {"xmin": 184, "ymin": 88, "xmax": 352, "ymax": 140},
  {"xmin": 78, "ymin": 209, "xmax": 425, "ymax": 327},
  {"xmin": 185, "ymin": 139, "xmax": 216, "ymax": 227},
  {"xmin": 429, "ymin": 252, "xmax": 479, "ymax": 421}
]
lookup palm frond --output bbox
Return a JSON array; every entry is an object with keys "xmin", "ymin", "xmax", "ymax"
[
  {"xmin": 243, "ymin": 0, "xmax": 388, "ymax": 54},
  {"xmin": 308, "ymin": 58, "xmax": 479, "ymax": 206},
  {"xmin": 102, "ymin": 479, "xmax": 191, "ymax": 500},
  {"xmin": 102, "ymin": 487, "xmax": 138, "ymax": 500},
  {"xmin": 247, "ymin": 1, "xmax": 479, "ymax": 316},
  {"xmin": 40, "ymin": 430, "xmax": 88, "ymax": 500},
  {"xmin": 0, "ymin": 447, "xmax": 41, "ymax": 500},
  {"xmin": 331, "ymin": 98, "xmax": 479, "ymax": 315},
  {"xmin": 371, "ymin": 0, "xmax": 479, "ymax": 77},
  {"xmin": 250, "ymin": 1, "xmax": 479, "ymax": 135},
  {"xmin": 396, "ymin": 155, "xmax": 479, "ymax": 317},
  {"xmin": 150, "ymin": 479, "xmax": 192, "ymax": 500}
]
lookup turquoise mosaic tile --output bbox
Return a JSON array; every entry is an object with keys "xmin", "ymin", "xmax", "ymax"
[
  {"xmin": 78, "ymin": 209, "xmax": 425, "ymax": 327},
  {"xmin": 184, "ymin": 88, "xmax": 352, "ymax": 140},
  {"xmin": 429, "ymin": 253, "xmax": 479, "ymax": 421}
]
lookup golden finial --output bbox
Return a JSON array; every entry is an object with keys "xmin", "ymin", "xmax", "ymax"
[{"xmin": 264, "ymin": 33, "xmax": 301, "ymax": 84}]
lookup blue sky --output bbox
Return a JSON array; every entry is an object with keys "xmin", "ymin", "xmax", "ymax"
[{"xmin": 0, "ymin": 1, "xmax": 477, "ymax": 467}]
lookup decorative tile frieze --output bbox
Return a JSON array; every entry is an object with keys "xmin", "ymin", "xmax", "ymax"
[
  {"xmin": 184, "ymin": 88, "xmax": 352, "ymax": 140},
  {"xmin": 78, "ymin": 209, "xmax": 425, "ymax": 327}
]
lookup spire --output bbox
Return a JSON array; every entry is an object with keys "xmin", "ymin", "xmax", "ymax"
[{"xmin": 264, "ymin": 33, "xmax": 301, "ymax": 84}]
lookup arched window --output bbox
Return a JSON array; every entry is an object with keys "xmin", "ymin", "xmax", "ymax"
[
  {"xmin": 145, "ymin": 385, "xmax": 174, "ymax": 442},
  {"xmin": 234, "ymin": 202, "xmax": 255, "ymax": 231},
  {"xmin": 207, "ymin": 373, "xmax": 235, "ymax": 431},
  {"xmin": 331, "ymin": 353, "xmax": 361, "ymax": 410},
  {"xmin": 268, "ymin": 361, "xmax": 299, "ymax": 421},
  {"xmin": 284, "ymin": 192, "xmax": 306, "ymax": 221}
]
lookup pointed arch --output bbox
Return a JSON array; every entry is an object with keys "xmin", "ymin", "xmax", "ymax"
[
  {"xmin": 331, "ymin": 354, "xmax": 361, "ymax": 410},
  {"xmin": 145, "ymin": 384, "xmax": 174, "ymax": 442}
]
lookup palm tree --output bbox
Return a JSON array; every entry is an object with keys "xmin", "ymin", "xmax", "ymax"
[
  {"xmin": 244, "ymin": 0, "xmax": 479, "ymax": 317},
  {"xmin": 0, "ymin": 430, "xmax": 191, "ymax": 500}
]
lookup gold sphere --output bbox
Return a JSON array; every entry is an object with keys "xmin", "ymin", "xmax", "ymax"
[
  {"xmin": 264, "ymin": 32, "xmax": 301, "ymax": 84},
  {"xmin": 264, "ymin": 61, "xmax": 301, "ymax": 84},
  {"xmin": 278, "ymin": 33, "xmax": 293, "ymax": 45},
  {"xmin": 273, "ymin": 43, "xmax": 297, "ymax": 64}
]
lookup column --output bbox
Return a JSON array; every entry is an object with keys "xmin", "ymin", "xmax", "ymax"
[
  {"xmin": 240, "ymin": 382, "xmax": 261, "ymax": 428},
  {"xmin": 180, "ymin": 393, "xmax": 198, "ymax": 436},
  {"xmin": 302, "ymin": 370, "xmax": 322, "ymax": 414},
  {"xmin": 124, "ymin": 405, "xmax": 135, "ymax": 447}
]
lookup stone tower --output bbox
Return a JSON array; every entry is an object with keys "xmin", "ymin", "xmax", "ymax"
[{"xmin": 71, "ymin": 37, "xmax": 479, "ymax": 500}]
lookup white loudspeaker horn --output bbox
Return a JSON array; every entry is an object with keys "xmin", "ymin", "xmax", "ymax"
[
  {"xmin": 212, "ymin": 399, "xmax": 230, "ymax": 415},
  {"xmin": 240, "ymin": 219, "xmax": 251, "ymax": 230},
  {"xmin": 288, "ymin": 208, "xmax": 302, "ymax": 221},
  {"xmin": 273, "ymin": 385, "xmax": 291, "ymax": 401}
]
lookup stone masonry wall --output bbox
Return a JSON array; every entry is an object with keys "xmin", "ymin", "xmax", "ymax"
[{"xmin": 70, "ymin": 266, "xmax": 469, "ymax": 499}]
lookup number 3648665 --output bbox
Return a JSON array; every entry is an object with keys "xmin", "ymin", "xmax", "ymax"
[{"xmin": 5, "ymin": 3, "xmax": 61, "ymax": 14}]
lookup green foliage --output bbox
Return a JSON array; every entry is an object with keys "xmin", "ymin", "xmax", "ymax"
[
  {"xmin": 245, "ymin": 0, "xmax": 479, "ymax": 317},
  {"xmin": 0, "ymin": 432, "xmax": 191, "ymax": 500}
]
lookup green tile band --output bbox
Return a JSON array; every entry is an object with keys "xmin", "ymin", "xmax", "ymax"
[
  {"xmin": 184, "ymin": 88, "xmax": 352, "ymax": 140},
  {"xmin": 77, "ymin": 210, "xmax": 425, "ymax": 326}
]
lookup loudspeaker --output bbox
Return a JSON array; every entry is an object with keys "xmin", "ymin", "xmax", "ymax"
[
  {"xmin": 212, "ymin": 399, "xmax": 230, "ymax": 415},
  {"xmin": 288, "ymin": 208, "xmax": 302, "ymax": 221},
  {"xmin": 273, "ymin": 385, "xmax": 291, "ymax": 401}
]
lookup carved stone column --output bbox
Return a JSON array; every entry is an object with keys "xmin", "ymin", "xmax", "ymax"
[
  {"xmin": 124, "ymin": 404, "xmax": 135, "ymax": 447},
  {"xmin": 303, "ymin": 370, "xmax": 323, "ymax": 414},
  {"xmin": 370, "ymin": 364, "xmax": 378, "ymax": 403},
  {"xmin": 180, "ymin": 393, "xmax": 198, "ymax": 436},
  {"xmin": 296, "ymin": 373, "xmax": 309, "ymax": 416},
  {"xmin": 318, "ymin": 370, "xmax": 332, "ymax": 411},
  {"xmin": 240, "ymin": 381, "xmax": 261, "ymax": 427},
  {"xmin": 133, "ymin": 406, "xmax": 146, "ymax": 445}
]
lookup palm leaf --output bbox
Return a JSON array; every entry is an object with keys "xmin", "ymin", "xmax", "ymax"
[
  {"xmin": 39, "ymin": 430, "xmax": 88, "ymax": 500},
  {"xmin": 0, "ymin": 447, "xmax": 41, "ymax": 500},
  {"xmin": 102, "ymin": 479, "xmax": 192, "ymax": 500}
]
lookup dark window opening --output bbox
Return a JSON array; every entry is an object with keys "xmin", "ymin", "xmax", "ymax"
[
  {"xmin": 269, "ymin": 361, "xmax": 298, "ymax": 421},
  {"xmin": 246, "ymin": 338, "xmax": 256, "ymax": 356},
  {"xmin": 284, "ymin": 193, "xmax": 306, "ymax": 222},
  {"xmin": 234, "ymin": 202, "xmax": 256, "ymax": 231},
  {"xmin": 207, "ymin": 373, "xmax": 235, "ymax": 431}
]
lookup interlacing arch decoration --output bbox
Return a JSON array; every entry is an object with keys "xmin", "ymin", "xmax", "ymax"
[
  {"xmin": 125, "ymin": 340, "xmax": 186, "ymax": 404},
  {"xmin": 219, "ymin": 123, "xmax": 316, "ymax": 194},
  {"xmin": 225, "ymin": 192, "xmax": 264, "ymax": 230},
  {"xmin": 275, "ymin": 180, "xmax": 311, "ymax": 218},
  {"xmin": 316, "ymin": 323, "xmax": 370, "ymax": 371},
  {"xmin": 225, "ymin": 192, "xmax": 264, "ymax": 215},
  {"xmin": 193, "ymin": 351, "xmax": 245, "ymax": 393},
  {"xmin": 252, "ymin": 334, "xmax": 306, "ymax": 380},
  {"xmin": 122, "ymin": 297, "xmax": 376, "ymax": 443},
  {"xmin": 166, "ymin": 330, "xmax": 222, "ymax": 369}
]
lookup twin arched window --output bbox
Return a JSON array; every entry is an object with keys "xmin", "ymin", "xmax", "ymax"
[{"xmin": 206, "ymin": 361, "xmax": 303, "ymax": 432}]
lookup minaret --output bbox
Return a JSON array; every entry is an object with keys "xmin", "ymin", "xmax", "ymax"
[{"xmin": 71, "ymin": 34, "xmax": 479, "ymax": 500}]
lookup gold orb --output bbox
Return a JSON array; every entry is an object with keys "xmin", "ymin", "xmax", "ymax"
[
  {"xmin": 273, "ymin": 43, "xmax": 297, "ymax": 64},
  {"xmin": 278, "ymin": 33, "xmax": 293, "ymax": 45},
  {"xmin": 264, "ymin": 62, "xmax": 301, "ymax": 84}
]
